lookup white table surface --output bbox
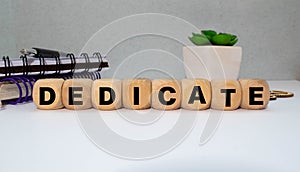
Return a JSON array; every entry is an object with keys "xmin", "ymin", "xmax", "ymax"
[{"xmin": 0, "ymin": 80, "xmax": 299, "ymax": 172}]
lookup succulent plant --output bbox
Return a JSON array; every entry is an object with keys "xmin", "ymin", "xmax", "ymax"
[{"xmin": 189, "ymin": 30, "xmax": 238, "ymax": 46}]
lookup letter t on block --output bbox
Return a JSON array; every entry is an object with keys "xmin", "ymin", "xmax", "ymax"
[
  {"xmin": 32, "ymin": 79, "xmax": 65, "ymax": 110},
  {"xmin": 211, "ymin": 80, "xmax": 242, "ymax": 111}
]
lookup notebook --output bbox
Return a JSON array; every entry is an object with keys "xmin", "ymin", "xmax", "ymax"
[{"xmin": 0, "ymin": 48, "xmax": 109, "ymax": 106}]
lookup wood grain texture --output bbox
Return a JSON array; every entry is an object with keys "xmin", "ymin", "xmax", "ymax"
[
  {"xmin": 181, "ymin": 79, "xmax": 211, "ymax": 110},
  {"xmin": 33, "ymin": 79, "xmax": 64, "ymax": 110},
  {"xmin": 152, "ymin": 79, "xmax": 181, "ymax": 110},
  {"xmin": 62, "ymin": 79, "xmax": 93, "ymax": 110},
  {"xmin": 122, "ymin": 78, "xmax": 151, "ymax": 110},
  {"xmin": 211, "ymin": 80, "xmax": 241, "ymax": 111},
  {"xmin": 92, "ymin": 79, "xmax": 122, "ymax": 110},
  {"xmin": 239, "ymin": 79, "xmax": 270, "ymax": 110}
]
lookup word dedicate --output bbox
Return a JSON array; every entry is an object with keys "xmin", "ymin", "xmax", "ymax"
[{"xmin": 32, "ymin": 78, "xmax": 270, "ymax": 111}]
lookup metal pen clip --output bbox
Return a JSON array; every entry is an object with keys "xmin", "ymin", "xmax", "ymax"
[{"xmin": 20, "ymin": 48, "xmax": 37, "ymax": 57}]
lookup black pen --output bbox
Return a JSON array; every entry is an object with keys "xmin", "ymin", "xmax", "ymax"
[{"xmin": 20, "ymin": 47, "xmax": 67, "ymax": 58}]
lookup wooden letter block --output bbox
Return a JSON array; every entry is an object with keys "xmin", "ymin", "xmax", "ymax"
[
  {"xmin": 33, "ymin": 79, "xmax": 64, "ymax": 110},
  {"xmin": 211, "ymin": 80, "xmax": 242, "ymax": 110},
  {"xmin": 92, "ymin": 79, "xmax": 122, "ymax": 110},
  {"xmin": 122, "ymin": 78, "xmax": 151, "ymax": 110},
  {"xmin": 62, "ymin": 79, "xmax": 93, "ymax": 110},
  {"xmin": 152, "ymin": 79, "xmax": 181, "ymax": 110},
  {"xmin": 181, "ymin": 79, "xmax": 211, "ymax": 110},
  {"xmin": 239, "ymin": 79, "xmax": 270, "ymax": 110}
]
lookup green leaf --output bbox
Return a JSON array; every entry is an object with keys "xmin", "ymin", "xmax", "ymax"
[
  {"xmin": 201, "ymin": 30, "xmax": 217, "ymax": 40},
  {"xmin": 230, "ymin": 34, "xmax": 237, "ymax": 41},
  {"xmin": 205, "ymin": 35, "xmax": 212, "ymax": 41},
  {"xmin": 228, "ymin": 38, "xmax": 238, "ymax": 46},
  {"xmin": 211, "ymin": 34, "xmax": 232, "ymax": 45},
  {"xmin": 218, "ymin": 33, "xmax": 238, "ymax": 45},
  {"xmin": 189, "ymin": 34, "xmax": 210, "ymax": 45},
  {"xmin": 194, "ymin": 32, "xmax": 211, "ymax": 41},
  {"xmin": 192, "ymin": 32, "xmax": 201, "ymax": 37},
  {"xmin": 219, "ymin": 33, "xmax": 237, "ymax": 40}
]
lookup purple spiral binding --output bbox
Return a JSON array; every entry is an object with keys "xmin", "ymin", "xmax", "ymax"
[
  {"xmin": 0, "ymin": 72, "xmax": 100, "ymax": 105},
  {"xmin": 14, "ymin": 77, "xmax": 29, "ymax": 103},
  {"xmin": 21, "ymin": 76, "xmax": 35, "ymax": 101},
  {"xmin": 0, "ymin": 76, "xmax": 34, "ymax": 105}
]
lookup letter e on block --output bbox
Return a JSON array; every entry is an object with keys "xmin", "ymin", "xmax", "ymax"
[
  {"xmin": 62, "ymin": 79, "xmax": 93, "ymax": 110},
  {"xmin": 239, "ymin": 79, "xmax": 270, "ymax": 110},
  {"xmin": 211, "ymin": 80, "xmax": 242, "ymax": 111},
  {"xmin": 152, "ymin": 79, "xmax": 181, "ymax": 110},
  {"xmin": 181, "ymin": 79, "xmax": 211, "ymax": 110},
  {"xmin": 33, "ymin": 79, "xmax": 64, "ymax": 110},
  {"xmin": 92, "ymin": 79, "xmax": 122, "ymax": 110}
]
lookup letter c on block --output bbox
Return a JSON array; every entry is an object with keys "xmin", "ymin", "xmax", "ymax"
[{"xmin": 158, "ymin": 86, "xmax": 176, "ymax": 105}]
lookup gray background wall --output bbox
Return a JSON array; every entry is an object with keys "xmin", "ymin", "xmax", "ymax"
[{"xmin": 0, "ymin": 0, "xmax": 299, "ymax": 80}]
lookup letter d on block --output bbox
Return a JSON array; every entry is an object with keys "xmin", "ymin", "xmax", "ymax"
[
  {"xmin": 33, "ymin": 79, "xmax": 65, "ymax": 110},
  {"xmin": 92, "ymin": 79, "xmax": 122, "ymax": 110}
]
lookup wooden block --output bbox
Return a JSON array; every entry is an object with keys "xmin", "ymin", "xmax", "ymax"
[
  {"xmin": 122, "ymin": 78, "xmax": 151, "ymax": 110},
  {"xmin": 62, "ymin": 79, "xmax": 93, "ymax": 110},
  {"xmin": 92, "ymin": 79, "xmax": 122, "ymax": 110},
  {"xmin": 152, "ymin": 79, "xmax": 181, "ymax": 110},
  {"xmin": 181, "ymin": 79, "xmax": 211, "ymax": 110},
  {"xmin": 32, "ymin": 79, "xmax": 64, "ymax": 110},
  {"xmin": 211, "ymin": 80, "xmax": 242, "ymax": 110},
  {"xmin": 239, "ymin": 79, "xmax": 270, "ymax": 110}
]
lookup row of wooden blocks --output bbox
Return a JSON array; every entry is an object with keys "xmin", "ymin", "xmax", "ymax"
[{"xmin": 32, "ymin": 78, "xmax": 270, "ymax": 111}]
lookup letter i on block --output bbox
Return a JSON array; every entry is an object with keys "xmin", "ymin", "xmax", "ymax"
[
  {"xmin": 122, "ymin": 78, "xmax": 151, "ymax": 110},
  {"xmin": 33, "ymin": 79, "xmax": 65, "ymax": 110},
  {"xmin": 152, "ymin": 79, "xmax": 181, "ymax": 110},
  {"xmin": 92, "ymin": 79, "xmax": 122, "ymax": 110},
  {"xmin": 211, "ymin": 80, "xmax": 242, "ymax": 111},
  {"xmin": 181, "ymin": 79, "xmax": 211, "ymax": 110},
  {"xmin": 239, "ymin": 79, "xmax": 270, "ymax": 110},
  {"xmin": 62, "ymin": 79, "xmax": 93, "ymax": 110}
]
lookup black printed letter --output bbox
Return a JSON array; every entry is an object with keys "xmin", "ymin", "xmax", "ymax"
[
  {"xmin": 99, "ymin": 87, "xmax": 116, "ymax": 105},
  {"xmin": 40, "ymin": 87, "xmax": 56, "ymax": 105},
  {"xmin": 220, "ymin": 89, "xmax": 236, "ymax": 107},
  {"xmin": 249, "ymin": 87, "xmax": 264, "ymax": 105},
  {"xmin": 158, "ymin": 87, "xmax": 176, "ymax": 105},
  {"xmin": 68, "ymin": 87, "xmax": 83, "ymax": 105},
  {"xmin": 188, "ymin": 86, "xmax": 206, "ymax": 104}
]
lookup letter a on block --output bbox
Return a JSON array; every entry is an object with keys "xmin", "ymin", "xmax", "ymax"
[
  {"xmin": 181, "ymin": 79, "xmax": 211, "ymax": 110},
  {"xmin": 92, "ymin": 79, "xmax": 122, "ymax": 110},
  {"xmin": 33, "ymin": 79, "xmax": 64, "ymax": 110},
  {"xmin": 239, "ymin": 79, "xmax": 270, "ymax": 110}
]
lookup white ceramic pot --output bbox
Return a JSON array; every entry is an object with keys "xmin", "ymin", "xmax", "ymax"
[{"xmin": 183, "ymin": 46, "xmax": 242, "ymax": 80}]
